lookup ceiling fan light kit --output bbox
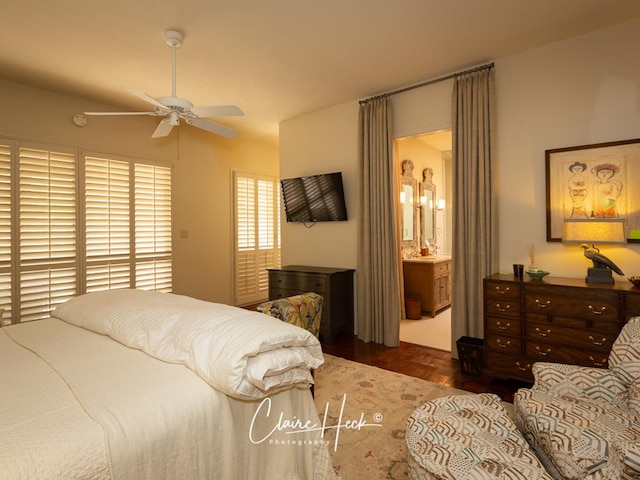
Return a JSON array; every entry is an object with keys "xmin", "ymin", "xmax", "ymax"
[{"xmin": 84, "ymin": 29, "xmax": 243, "ymax": 139}]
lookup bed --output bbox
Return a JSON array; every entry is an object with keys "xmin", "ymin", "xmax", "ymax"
[{"xmin": 0, "ymin": 289, "xmax": 336, "ymax": 479}]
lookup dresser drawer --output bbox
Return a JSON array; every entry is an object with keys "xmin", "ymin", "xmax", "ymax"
[
  {"xmin": 484, "ymin": 280, "xmax": 521, "ymax": 300},
  {"xmin": 485, "ymin": 299, "xmax": 520, "ymax": 318},
  {"xmin": 298, "ymin": 275, "xmax": 328, "ymax": 293},
  {"xmin": 485, "ymin": 316, "xmax": 520, "ymax": 336},
  {"xmin": 269, "ymin": 272, "xmax": 328, "ymax": 293},
  {"xmin": 524, "ymin": 292, "xmax": 619, "ymax": 320},
  {"xmin": 485, "ymin": 350, "xmax": 533, "ymax": 381},
  {"xmin": 485, "ymin": 333, "xmax": 521, "ymax": 355},
  {"xmin": 525, "ymin": 322, "xmax": 615, "ymax": 351},
  {"xmin": 524, "ymin": 312, "xmax": 621, "ymax": 334},
  {"xmin": 525, "ymin": 341, "xmax": 609, "ymax": 368},
  {"xmin": 268, "ymin": 287, "xmax": 299, "ymax": 300},
  {"xmin": 435, "ymin": 261, "xmax": 451, "ymax": 276}
]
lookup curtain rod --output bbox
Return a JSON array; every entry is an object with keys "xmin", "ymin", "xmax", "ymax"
[{"xmin": 359, "ymin": 62, "xmax": 494, "ymax": 105}]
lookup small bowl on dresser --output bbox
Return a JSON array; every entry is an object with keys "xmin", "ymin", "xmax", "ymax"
[
  {"xmin": 629, "ymin": 276, "xmax": 640, "ymax": 288},
  {"xmin": 526, "ymin": 270, "xmax": 550, "ymax": 281}
]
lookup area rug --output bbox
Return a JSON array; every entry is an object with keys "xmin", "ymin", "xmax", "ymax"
[{"xmin": 314, "ymin": 354, "xmax": 470, "ymax": 479}]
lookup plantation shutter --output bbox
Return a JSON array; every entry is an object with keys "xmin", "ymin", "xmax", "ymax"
[
  {"xmin": 19, "ymin": 146, "xmax": 77, "ymax": 322},
  {"xmin": 84, "ymin": 155, "xmax": 131, "ymax": 291},
  {"xmin": 234, "ymin": 171, "xmax": 280, "ymax": 305},
  {"xmin": 135, "ymin": 163, "xmax": 172, "ymax": 291},
  {"xmin": 0, "ymin": 142, "xmax": 12, "ymax": 322}
]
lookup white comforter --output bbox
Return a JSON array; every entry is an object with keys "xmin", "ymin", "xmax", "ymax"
[
  {"xmin": 53, "ymin": 289, "xmax": 324, "ymax": 400},
  {"xmin": 1, "ymin": 318, "xmax": 336, "ymax": 480}
]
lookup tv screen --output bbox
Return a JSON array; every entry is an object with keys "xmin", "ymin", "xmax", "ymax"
[{"xmin": 281, "ymin": 172, "xmax": 348, "ymax": 222}]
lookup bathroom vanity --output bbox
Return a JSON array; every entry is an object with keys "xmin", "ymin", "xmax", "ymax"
[{"xmin": 403, "ymin": 255, "xmax": 452, "ymax": 317}]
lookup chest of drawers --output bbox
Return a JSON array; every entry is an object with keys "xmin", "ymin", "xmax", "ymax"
[
  {"xmin": 268, "ymin": 266, "xmax": 355, "ymax": 344},
  {"xmin": 483, "ymin": 274, "xmax": 640, "ymax": 382}
]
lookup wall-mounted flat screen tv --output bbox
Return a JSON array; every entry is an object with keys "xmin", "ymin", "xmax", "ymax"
[{"xmin": 280, "ymin": 172, "xmax": 348, "ymax": 222}]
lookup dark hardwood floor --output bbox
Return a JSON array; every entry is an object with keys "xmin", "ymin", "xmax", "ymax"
[
  {"xmin": 243, "ymin": 302, "xmax": 529, "ymax": 402},
  {"xmin": 321, "ymin": 333, "xmax": 531, "ymax": 403}
]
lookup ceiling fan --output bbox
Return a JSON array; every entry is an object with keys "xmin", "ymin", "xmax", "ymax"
[{"xmin": 84, "ymin": 30, "xmax": 243, "ymax": 139}]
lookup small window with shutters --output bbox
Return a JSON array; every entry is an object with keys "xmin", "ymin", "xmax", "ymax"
[{"xmin": 233, "ymin": 171, "xmax": 280, "ymax": 306}]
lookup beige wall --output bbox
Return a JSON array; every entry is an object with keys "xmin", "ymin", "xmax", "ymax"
[
  {"xmin": 0, "ymin": 78, "xmax": 278, "ymax": 305},
  {"xmin": 279, "ymin": 102, "xmax": 359, "ymax": 269},
  {"xmin": 172, "ymin": 127, "xmax": 278, "ymax": 303},
  {"xmin": 279, "ymin": 18, "xmax": 640, "ymax": 290},
  {"xmin": 496, "ymin": 19, "xmax": 640, "ymax": 277}
]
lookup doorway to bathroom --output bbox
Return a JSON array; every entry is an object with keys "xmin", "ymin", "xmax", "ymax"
[{"xmin": 396, "ymin": 129, "xmax": 453, "ymax": 351}]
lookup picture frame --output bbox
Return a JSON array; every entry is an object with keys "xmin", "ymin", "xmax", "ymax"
[{"xmin": 546, "ymin": 138, "xmax": 640, "ymax": 243}]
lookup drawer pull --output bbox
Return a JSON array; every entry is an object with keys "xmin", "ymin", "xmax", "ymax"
[
  {"xmin": 589, "ymin": 335, "xmax": 606, "ymax": 346},
  {"xmin": 535, "ymin": 299, "xmax": 551, "ymax": 308},
  {"xmin": 589, "ymin": 356, "xmax": 606, "ymax": 367},
  {"xmin": 496, "ymin": 303, "xmax": 510, "ymax": 313},
  {"xmin": 496, "ymin": 321, "xmax": 511, "ymax": 330},
  {"xmin": 588, "ymin": 305, "xmax": 606, "ymax": 315},
  {"xmin": 536, "ymin": 346, "xmax": 552, "ymax": 356},
  {"xmin": 495, "ymin": 286, "xmax": 510, "ymax": 295},
  {"xmin": 535, "ymin": 327, "xmax": 551, "ymax": 337},
  {"xmin": 516, "ymin": 361, "xmax": 531, "ymax": 371},
  {"xmin": 496, "ymin": 339, "xmax": 511, "ymax": 348}
]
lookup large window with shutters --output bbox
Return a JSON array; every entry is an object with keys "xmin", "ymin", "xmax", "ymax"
[
  {"xmin": 0, "ymin": 138, "xmax": 172, "ymax": 324},
  {"xmin": 234, "ymin": 171, "xmax": 280, "ymax": 305}
]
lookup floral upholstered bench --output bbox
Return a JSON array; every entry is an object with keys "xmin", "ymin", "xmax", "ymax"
[{"xmin": 406, "ymin": 393, "xmax": 552, "ymax": 480}]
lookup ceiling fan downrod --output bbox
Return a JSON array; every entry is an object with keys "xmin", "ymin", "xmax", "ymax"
[{"xmin": 164, "ymin": 30, "xmax": 183, "ymax": 98}]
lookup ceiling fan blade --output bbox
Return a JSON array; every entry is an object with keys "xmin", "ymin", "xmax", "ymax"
[
  {"xmin": 190, "ymin": 105, "xmax": 244, "ymax": 118},
  {"xmin": 151, "ymin": 118, "xmax": 175, "ymax": 138},
  {"xmin": 84, "ymin": 111, "xmax": 156, "ymax": 116},
  {"xmin": 187, "ymin": 118, "xmax": 238, "ymax": 138},
  {"xmin": 123, "ymin": 87, "xmax": 169, "ymax": 110}
]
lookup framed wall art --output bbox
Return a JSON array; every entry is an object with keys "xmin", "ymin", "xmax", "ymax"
[{"xmin": 546, "ymin": 138, "xmax": 640, "ymax": 243}]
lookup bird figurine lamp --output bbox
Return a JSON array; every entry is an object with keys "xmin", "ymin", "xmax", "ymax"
[{"xmin": 562, "ymin": 218, "xmax": 626, "ymax": 284}]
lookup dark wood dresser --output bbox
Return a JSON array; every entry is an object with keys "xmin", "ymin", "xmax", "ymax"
[
  {"xmin": 483, "ymin": 273, "xmax": 640, "ymax": 382},
  {"xmin": 267, "ymin": 265, "xmax": 355, "ymax": 344}
]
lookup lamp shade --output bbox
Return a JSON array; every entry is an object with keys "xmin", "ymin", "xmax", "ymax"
[{"xmin": 562, "ymin": 218, "xmax": 627, "ymax": 244}]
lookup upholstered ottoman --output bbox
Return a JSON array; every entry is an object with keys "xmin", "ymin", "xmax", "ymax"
[{"xmin": 406, "ymin": 393, "xmax": 552, "ymax": 480}]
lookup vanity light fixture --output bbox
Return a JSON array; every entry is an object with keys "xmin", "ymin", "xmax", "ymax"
[{"xmin": 435, "ymin": 199, "xmax": 445, "ymax": 211}]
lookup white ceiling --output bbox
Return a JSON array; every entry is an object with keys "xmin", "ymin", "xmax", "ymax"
[{"xmin": 2, "ymin": 0, "xmax": 640, "ymax": 142}]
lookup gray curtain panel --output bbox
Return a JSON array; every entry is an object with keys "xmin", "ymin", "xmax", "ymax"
[
  {"xmin": 357, "ymin": 97, "xmax": 401, "ymax": 347},
  {"xmin": 451, "ymin": 66, "xmax": 498, "ymax": 355}
]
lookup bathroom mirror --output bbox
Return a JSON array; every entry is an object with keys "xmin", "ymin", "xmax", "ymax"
[
  {"xmin": 401, "ymin": 160, "xmax": 418, "ymax": 249},
  {"xmin": 420, "ymin": 167, "xmax": 436, "ymax": 246}
]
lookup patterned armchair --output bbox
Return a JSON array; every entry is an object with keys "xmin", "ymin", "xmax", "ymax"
[
  {"xmin": 257, "ymin": 292, "xmax": 323, "ymax": 338},
  {"xmin": 514, "ymin": 316, "xmax": 640, "ymax": 480}
]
